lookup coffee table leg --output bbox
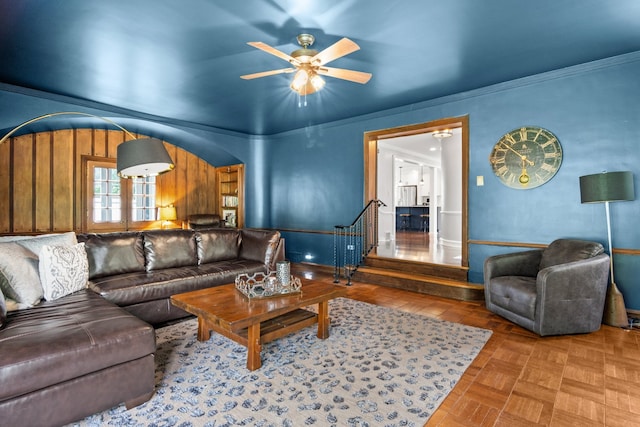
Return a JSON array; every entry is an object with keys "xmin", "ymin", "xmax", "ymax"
[
  {"xmin": 317, "ymin": 300, "xmax": 330, "ymax": 339},
  {"xmin": 197, "ymin": 317, "xmax": 210, "ymax": 341},
  {"xmin": 246, "ymin": 323, "xmax": 262, "ymax": 371}
]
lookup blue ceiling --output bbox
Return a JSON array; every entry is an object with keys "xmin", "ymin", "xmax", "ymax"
[{"xmin": 1, "ymin": 0, "xmax": 640, "ymax": 136}]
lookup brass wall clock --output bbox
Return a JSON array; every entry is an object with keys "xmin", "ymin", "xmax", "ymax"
[{"xmin": 489, "ymin": 126, "xmax": 563, "ymax": 189}]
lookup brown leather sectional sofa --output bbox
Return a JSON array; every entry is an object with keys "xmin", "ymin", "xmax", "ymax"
[
  {"xmin": 0, "ymin": 228, "xmax": 284, "ymax": 427},
  {"xmin": 79, "ymin": 228, "xmax": 284, "ymax": 325}
]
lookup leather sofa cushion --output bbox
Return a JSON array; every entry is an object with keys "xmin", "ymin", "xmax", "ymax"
[
  {"xmin": 539, "ymin": 239, "xmax": 604, "ymax": 270},
  {"xmin": 0, "ymin": 289, "xmax": 155, "ymax": 403},
  {"xmin": 79, "ymin": 232, "xmax": 145, "ymax": 279},
  {"xmin": 196, "ymin": 229, "xmax": 240, "ymax": 264},
  {"xmin": 489, "ymin": 275, "xmax": 537, "ymax": 321},
  {"xmin": 89, "ymin": 259, "xmax": 266, "ymax": 306},
  {"xmin": 239, "ymin": 229, "xmax": 281, "ymax": 267},
  {"xmin": 143, "ymin": 229, "xmax": 198, "ymax": 271}
]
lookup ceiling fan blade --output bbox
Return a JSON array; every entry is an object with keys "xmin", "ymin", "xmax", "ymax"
[
  {"xmin": 312, "ymin": 38, "xmax": 360, "ymax": 65},
  {"xmin": 247, "ymin": 41, "xmax": 298, "ymax": 65},
  {"xmin": 240, "ymin": 68, "xmax": 296, "ymax": 80},
  {"xmin": 317, "ymin": 66, "xmax": 372, "ymax": 84}
]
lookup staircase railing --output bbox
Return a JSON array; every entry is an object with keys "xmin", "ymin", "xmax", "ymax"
[{"xmin": 333, "ymin": 199, "xmax": 386, "ymax": 285}]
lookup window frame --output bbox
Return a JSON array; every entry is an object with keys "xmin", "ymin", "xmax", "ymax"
[{"xmin": 82, "ymin": 156, "xmax": 157, "ymax": 232}]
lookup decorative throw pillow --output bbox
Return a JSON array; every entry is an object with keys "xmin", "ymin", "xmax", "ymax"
[
  {"xmin": 0, "ymin": 242, "xmax": 42, "ymax": 306},
  {"xmin": 239, "ymin": 229, "xmax": 281, "ymax": 267},
  {"xmin": 3, "ymin": 297, "xmax": 20, "ymax": 312},
  {"xmin": 0, "ymin": 288, "xmax": 7, "ymax": 330},
  {"xmin": 38, "ymin": 243, "xmax": 89, "ymax": 301},
  {"xmin": 15, "ymin": 231, "xmax": 77, "ymax": 257},
  {"xmin": 0, "ymin": 232, "xmax": 76, "ymax": 243},
  {"xmin": 0, "ymin": 235, "xmax": 37, "ymax": 243}
]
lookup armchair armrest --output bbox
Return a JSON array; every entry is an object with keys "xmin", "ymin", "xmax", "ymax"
[
  {"xmin": 484, "ymin": 249, "xmax": 542, "ymax": 284},
  {"xmin": 535, "ymin": 253, "xmax": 610, "ymax": 335}
]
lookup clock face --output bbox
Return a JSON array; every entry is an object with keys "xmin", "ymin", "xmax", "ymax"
[{"xmin": 489, "ymin": 126, "xmax": 563, "ymax": 189}]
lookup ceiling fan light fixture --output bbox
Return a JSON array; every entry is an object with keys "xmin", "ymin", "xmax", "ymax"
[
  {"xmin": 291, "ymin": 69, "xmax": 309, "ymax": 92},
  {"xmin": 242, "ymin": 33, "xmax": 372, "ymax": 95},
  {"xmin": 290, "ymin": 70, "xmax": 326, "ymax": 95},
  {"xmin": 310, "ymin": 74, "xmax": 325, "ymax": 91}
]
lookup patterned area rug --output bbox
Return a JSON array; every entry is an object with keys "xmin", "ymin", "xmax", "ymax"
[{"xmin": 71, "ymin": 298, "xmax": 491, "ymax": 427}]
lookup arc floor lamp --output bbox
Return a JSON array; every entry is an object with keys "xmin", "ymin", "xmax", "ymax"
[
  {"xmin": 0, "ymin": 111, "xmax": 175, "ymax": 178},
  {"xmin": 579, "ymin": 171, "xmax": 635, "ymax": 327}
]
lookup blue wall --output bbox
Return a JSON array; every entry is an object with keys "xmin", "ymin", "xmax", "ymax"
[
  {"xmin": 1, "ymin": 53, "xmax": 638, "ymax": 310},
  {"xmin": 257, "ymin": 53, "xmax": 640, "ymax": 310}
]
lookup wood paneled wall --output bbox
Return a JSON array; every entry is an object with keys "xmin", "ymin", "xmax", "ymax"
[{"xmin": 0, "ymin": 129, "xmax": 218, "ymax": 234}]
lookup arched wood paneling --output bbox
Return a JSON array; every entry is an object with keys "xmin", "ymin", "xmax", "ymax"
[
  {"xmin": 0, "ymin": 139, "xmax": 10, "ymax": 232},
  {"xmin": 0, "ymin": 129, "xmax": 220, "ymax": 234}
]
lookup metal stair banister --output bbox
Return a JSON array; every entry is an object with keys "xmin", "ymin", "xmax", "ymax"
[{"xmin": 333, "ymin": 199, "xmax": 386, "ymax": 285}]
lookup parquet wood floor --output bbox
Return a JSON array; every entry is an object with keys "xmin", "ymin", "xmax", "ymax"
[{"xmin": 292, "ymin": 264, "xmax": 640, "ymax": 427}]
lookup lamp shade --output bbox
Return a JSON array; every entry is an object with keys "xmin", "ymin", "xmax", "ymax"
[
  {"xmin": 158, "ymin": 206, "xmax": 177, "ymax": 221},
  {"xmin": 579, "ymin": 171, "xmax": 634, "ymax": 203},
  {"xmin": 117, "ymin": 138, "xmax": 175, "ymax": 178}
]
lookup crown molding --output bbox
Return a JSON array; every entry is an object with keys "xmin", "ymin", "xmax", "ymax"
[{"xmin": 272, "ymin": 50, "xmax": 640, "ymax": 138}]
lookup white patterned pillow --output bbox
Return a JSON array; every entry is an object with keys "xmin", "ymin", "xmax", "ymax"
[{"xmin": 38, "ymin": 243, "xmax": 89, "ymax": 301}]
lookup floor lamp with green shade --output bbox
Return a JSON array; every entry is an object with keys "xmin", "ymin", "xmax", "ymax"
[{"xmin": 579, "ymin": 171, "xmax": 635, "ymax": 327}]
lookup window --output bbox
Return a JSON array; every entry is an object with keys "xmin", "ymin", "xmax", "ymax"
[
  {"xmin": 92, "ymin": 165, "xmax": 121, "ymax": 223},
  {"xmin": 85, "ymin": 158, "xmax": 157, "ymax": 231},
  {"xmin": 131, "ymin": 176, "xmax": 157, "ymax": 221}
]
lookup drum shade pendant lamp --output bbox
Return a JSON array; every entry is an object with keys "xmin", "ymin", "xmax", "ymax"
[
  {"xmin": 579, "ymin": 171, "xmax": 635, "ymax": 327},
  {"xmin": 0, "ymin": 112, "xmax": 174, "ymax": 178},
  {"xmin": 116, "ymin": 137, "xmax": 174, "ymax": 178}
]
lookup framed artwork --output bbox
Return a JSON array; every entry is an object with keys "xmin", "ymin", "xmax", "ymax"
[{"xmin": 222, "ymin": 209, "xmax": 236, "ymax": 227}]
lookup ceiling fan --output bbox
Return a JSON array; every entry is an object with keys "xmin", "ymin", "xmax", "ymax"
[{"xmin": 240, "ymin": 34, "xmax": 372, "ymax": 95}]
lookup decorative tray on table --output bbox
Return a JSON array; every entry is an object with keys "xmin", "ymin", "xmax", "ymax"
[{"xmin": 235, "ymin": 271, "xmax": 302, "ymax": 299}]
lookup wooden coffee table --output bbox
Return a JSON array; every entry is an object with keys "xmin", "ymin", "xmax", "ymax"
[{"xmin": 170, "ymin": 279, "xmax": 346, "ymax": 370}]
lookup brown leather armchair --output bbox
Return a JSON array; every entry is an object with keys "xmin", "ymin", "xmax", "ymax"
[
  {"xmin": 484, "ymin": 239, "xmax": 610, "ymax": 336},
  {"xmin": 187, "ymin": 213, "xmax": 223, "ymax": 229}
]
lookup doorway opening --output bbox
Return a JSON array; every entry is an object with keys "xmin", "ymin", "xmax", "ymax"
[{"xmin": 363, "ymin": 116, "xmax": 469, "ymax": 270}]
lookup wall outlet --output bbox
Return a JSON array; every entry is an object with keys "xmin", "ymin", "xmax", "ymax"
[{"xmin": 347, "ymin": 244, "xmax": 355, "ymax": 250}]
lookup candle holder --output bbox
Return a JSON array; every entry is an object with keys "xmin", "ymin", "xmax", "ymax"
[{"xmin": 276, "ymin": 260, "xmax": 291, "ymax": 286}]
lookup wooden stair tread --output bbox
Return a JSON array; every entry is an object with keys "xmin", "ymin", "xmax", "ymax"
[
  {"xmin": 363, "ymin": 256, "xmax": 468, "ymax": 281},
  {"xmin": 356, "ymin": 266, "xmax": 482, "ymax": 289},
  {"xmin": 352, "ymin": 265, "xmax": 484, "ymax": 301},
  {"xmin": 368, "ymin": 253, "xmax": 468, "ymax": 269}
]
